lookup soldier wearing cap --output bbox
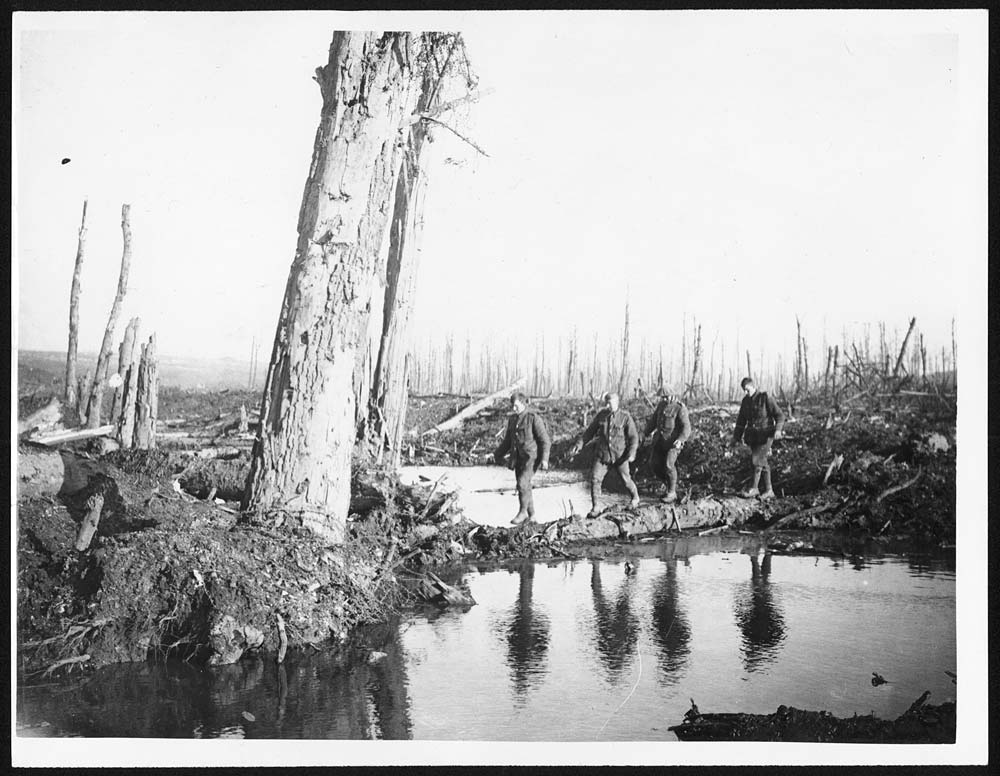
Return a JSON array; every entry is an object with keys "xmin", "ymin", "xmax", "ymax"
[
  {"xmin": 731, "ymin": 377, "xmax": 785, "ymax": 500},
  {"xmin": 494, "ymin": 391, "xmax": 551, "ymax": 525},
  {"xmin": 576, "ymin": 391, "xmax": 641, "ymax": 517},
  {"xmin": 642, "ymin": 386, "xmax": 692, "ymax": 503}
]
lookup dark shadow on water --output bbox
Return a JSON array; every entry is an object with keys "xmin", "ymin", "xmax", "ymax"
[
  {"xmin": 500, "ymin": 562, "xmax": 551, "ymax": 703},
  {"xmin": 589, "ymin": 561, "xmax": 639, "ymax": 681},
  {"xmin": 649, "ymin": 558, "xmax": 691, "ymax": 686},
  {"xmin": 732, "ymin": 551, "xmax": 786, "ymax": 673},
  {"xmin": 17, "ymin": 621, "xmax": 415, "ymax": 739}
]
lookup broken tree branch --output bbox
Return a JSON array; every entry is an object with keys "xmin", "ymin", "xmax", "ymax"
[
  {"xmin": 875, "ymin": 469, "xmax": 923, "ymax": 503},
  {"xmin": 418, "ymin": 115, "xmax": 490, "ymax": 157},
  {"xmin": 422, "ymin": 377, "xmax": 525, "ymax": 435}
]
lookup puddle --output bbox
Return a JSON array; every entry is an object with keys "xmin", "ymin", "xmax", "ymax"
[
  {"xmin": 17, "ymin": 541, "xmax": 956, "ymax": 741},
  {"xmin": 399, "ymin": 465, "xmax": 624, "ymax": 526}
]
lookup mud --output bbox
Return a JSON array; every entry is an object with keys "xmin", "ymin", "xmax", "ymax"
[{"xmin": 668, "ymin": 694, "xmax": 955, "ymax": 743}]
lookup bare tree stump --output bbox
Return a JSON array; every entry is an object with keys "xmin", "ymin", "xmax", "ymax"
[
  {"xmin": 86, "ymin": 204, "xmax": 133, "ymax": 428},
  {"xmin": 65, "ymin": 199, "xmax": 88, "ymax": 407},
  {"xmin": 110, "ymin": 317, "xmax": 140, "ymax": 427},
  {"xmin": 133, "ymin": 334, "xmax": 158, "ymax": 449}
]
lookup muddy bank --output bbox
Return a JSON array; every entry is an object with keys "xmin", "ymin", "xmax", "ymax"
[
  {"xmin": 16, "ymin": 447, "xmax": 466, "ymax": 676},
  {"xmin": 668, "ymin": 692, "xmax": 955, "ymax": 743}
]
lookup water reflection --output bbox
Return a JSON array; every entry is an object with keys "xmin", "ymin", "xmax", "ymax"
[
  {"xmin": 17, "ymin": 621, "xmax": 414, "ymax": 739},
  {"xmin": 733, "ymin": 551, "xmax": 786, "ymax": 672},
  {"xmin": 589, "ymin": 562, "xmax": 639, "ymax": 680},
  {"xmin": 502, "ymin": 563, "xmax": 551, "ymax": 701},
  {"xmin": 649, "ymin": 559, "xmax": 691, "ymax": 685}
]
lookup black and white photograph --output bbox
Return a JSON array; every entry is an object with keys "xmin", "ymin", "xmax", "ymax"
[{"xmin": 11, "ymin": 9, "xmax": 988, "ymax": 768}]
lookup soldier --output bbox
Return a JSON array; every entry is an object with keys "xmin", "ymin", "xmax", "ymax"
[
  {"xmin": 731, "ymin": 377, "xmax": 785, "ymax": 500},
  {"xmin": 576, "ymin": 391, "xmax": 641, "ymax": 517},
  {"xmin": 642, "ymin": 386, "xmax": 692, "ymax": 503},
  {"xmin": 494, "ymin": 391, "xmax": 551, "ymax": 525}
]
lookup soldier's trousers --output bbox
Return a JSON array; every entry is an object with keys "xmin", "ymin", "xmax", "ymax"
[
  {"xmin": 748, "ymin": 437, "xmax": 773, "ymax": 492},
  {"xmin": 590, "ymin": 459, "xmax": 639, "ymax": 508},
  {"xmin": 514, "ymin": 455, "xmax": 536, "ymax": 516},
  {"xmin": 650, "ymin": 443, "xmax": 681, "ymax": 491}
]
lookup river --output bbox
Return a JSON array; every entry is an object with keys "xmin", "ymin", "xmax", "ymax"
[{"xmin": 17, "ymin": 536, "xmax": 955, "ymax": 741}]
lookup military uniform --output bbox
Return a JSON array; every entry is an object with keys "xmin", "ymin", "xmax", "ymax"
[
  {"xmin": 733, "ymin": 390, "xmax": 785, "ymax": 495},
  {"xmin": 643, "ymin": 395, "xmax": 692, "ymax": 495},
  {"xmin": 494, "ymin": 408, "xmax": 551, "ymax": 519},
  {"xmin": 582, "ymin": 407, "xmax": 640, "ymax": 511}
]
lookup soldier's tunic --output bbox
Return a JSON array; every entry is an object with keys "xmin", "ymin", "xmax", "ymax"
[
  {"xmin": 643, "ymin": 395, "xmax": 692, "ymax": 492},
  {"xmin": 582, "ymin": 407, "xmax": 640, "ymax": 508},
  {"xmin": 733, "ymin": 390, "xmax": 785, "ymax": 492},
  {"xmin": 494, "ymin": 408, "xmax": 551, "ymax": 517}
]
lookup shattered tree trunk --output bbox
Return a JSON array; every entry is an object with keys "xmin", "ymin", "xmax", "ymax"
[
  {"xmin": 243, "ymin": 32, "xmax": 424, "ymax": 543},
  {"xmin": 116, "ymin": 326, "xmax": 143, "ymax": 449},
  {"xmin": 363, "ymin": 64, "xmax": 443, "ymax": 466},
  {"xmin": 64, "ymin": 199, "xmax": 89, "ymax": 407},
  {"xmin": 109, "ymin": 317, "xmax": 140, "ymax": 426},
  {"xmin": 133, "ymin": 334, "xmax": 159, "ymax": 449},
  {"xmin": 86, "ymin": 204, "xmax": 133, "ymax": 428}
]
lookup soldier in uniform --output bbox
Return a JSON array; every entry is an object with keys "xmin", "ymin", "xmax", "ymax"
[
  {"xmin": 576, "ymin": 391, "xmax": 641, "ymax": 517},
  {"xmin": 731, "ymin": 377, "xmax": 785, "ymax": 499},
  {"xmin": 642, "ymin": 387, "xmax": 692, "ymax": 503},
  {"xmin": 494, "ymin": 391, "xmax": 551, "ymax": 525}
]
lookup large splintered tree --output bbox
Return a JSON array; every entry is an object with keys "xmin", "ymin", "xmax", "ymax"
[
  {"xmin": 244, "ymin": 31, "xmax": 473, "ymax": 543},
  {"xmin": 355, "ymin": 34, "xmax": 478, "ymax": 465}
]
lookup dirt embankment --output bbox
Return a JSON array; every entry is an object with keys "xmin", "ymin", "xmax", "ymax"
[{"xmin": 16, "ymin": 444, "xmax": 466, "ymax": 676}]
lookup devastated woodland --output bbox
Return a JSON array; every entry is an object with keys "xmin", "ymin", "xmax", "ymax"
[{"xmin": 15, "ymin": 29, "xmax": 958, "ymax": 752}]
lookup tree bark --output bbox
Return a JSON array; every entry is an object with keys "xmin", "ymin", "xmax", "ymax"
[
  {"xmin": 116, "ymin": 330, "xmax": 143, "ymax": 449},
  {"xmin": 133, "ymin": 334, "xmax": 158, "ymax": 449},
  {"xmin": 363, "ymin": 64, "xmax": 445, "ymax": 465},
  {"xmin": 86, "ymin": 204, "xmax": 132, "ymax": 428},
  {"xmin": 243, "ymin": 32, "xmax": 425, "ymax": 542},
  {"xmin": 110, "ymin": 317, "xmax": 140, "ymax": 427},
  {"xmin": 65, "ymin": 199, "xmax": 88, "ymax": 407}
]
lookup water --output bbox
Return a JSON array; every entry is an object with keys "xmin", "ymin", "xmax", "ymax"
[
  {"xmin": 398, "ymin": 465, "xmax": 613, "ymax": 526},
  {"xmin": 17, "ymin": 539, "xmax": 956, "ymax": 740}
]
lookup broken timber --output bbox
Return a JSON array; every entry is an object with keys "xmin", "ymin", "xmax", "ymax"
[{"xmin": 422, "ymin": 377, "xmax": 526, "ymax": 436}]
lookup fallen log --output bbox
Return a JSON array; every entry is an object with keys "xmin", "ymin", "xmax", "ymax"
[
  {"xmin": 875, "ymin": 469, "xmax": 922, "ymax": 503},
  {"xmin": 31, "ymin": 425, "xmax": 115, "ymax": 446},
  {"xmin": 74, "ymin": 492, "xmax": 105, "ymax": 551},
  {"xmin": 422, "ymin": 377, "xmax": 525, "ymax": 436},
  {"xmin": 765, "ymin": 503, "xmax": 838, "ymax": 532},
  {"xmin": 668, "ymin": 692, "xmax": 954, "ymax": 742}
]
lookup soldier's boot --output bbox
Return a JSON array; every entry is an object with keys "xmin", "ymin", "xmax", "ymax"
[
  {"xmin": 742, "ymin": 468, "xmax": 762, "ymax": 498},
  {"xmin": 662, "ymin": 467, "xmax": 678, "ymax": 503},
  {"xmin": 511, "ymin": 510, "xmax": 530, "ymax": 525},
  {"xmin": 759, "ymin": 468, "xmax": 775, "ymax": 500}
]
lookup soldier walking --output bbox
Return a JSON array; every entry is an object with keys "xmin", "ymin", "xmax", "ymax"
[
  {"xmin": 494, "ymin": 391, "xmax": 551, "ymax": 525},
  {"xmin": 576, "ymin": 392, "xmax": 641, "ymax": 517},
  {"xmin": 731, "ymin": 377, "xmax": 785, "ymax": 499},
  {"xmin": 643, "ymin": 386, "xmax": 692, "ymax": 503}
]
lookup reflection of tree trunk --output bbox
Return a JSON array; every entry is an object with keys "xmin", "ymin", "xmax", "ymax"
[
  {"xmin": 243, "ymin": 32, "xmax": 423, "ymax": 542},
  {"xmin": 504, "ymin": 563, "xmax": 550, "ymax": 698},
  {"xmin": 366, "ymin": 621, "xmax": 413, "ymax": 740},
  {"xmin": 650, "ymin": 559, "xmax": 691, "ymax": 684},
  {"xmin": 734, "ymin": 552, "xmax": 786, "ymax": 672},
  {"xmin": 590, "ymin": 562, "xmax": 639, "ymax": 679}
]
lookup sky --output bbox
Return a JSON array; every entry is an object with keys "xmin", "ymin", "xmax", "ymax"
[{"xmin": 13, "ymin": 11, "xmax": 987, "ymax": 372}]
